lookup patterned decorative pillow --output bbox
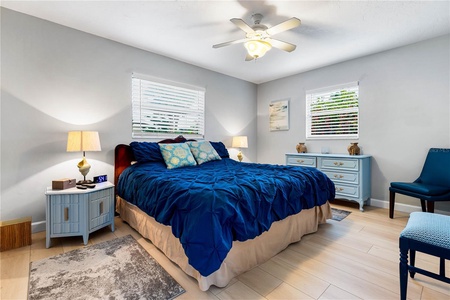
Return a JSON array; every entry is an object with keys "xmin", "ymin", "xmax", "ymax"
[
  {"xmin": 187, "ymin": 141, "xmax": 222, "ymax": 165},
  {"xmin": 159, "ymin": 143, "xmax": 197, "ymax": 169}
]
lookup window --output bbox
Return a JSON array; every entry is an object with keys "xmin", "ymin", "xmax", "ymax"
[
  {"xmin": 306, "ymin": 82, "xmax": 359, "ymax": 139},
  {"xmin": 132, "ymin": 74, "xmax": 205, "ymax": 139}
]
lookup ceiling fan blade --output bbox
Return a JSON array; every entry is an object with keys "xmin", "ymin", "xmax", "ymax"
[
  {"xmin": 245, "ymin": 53, "xmax": 254, "ymax": 61},
  {"xmin": 213, "ymin": 38, "xmax": 248, "ymax": 49},
  {"xmin": 270, "ymin": 39, "xmax": 297, "ymax": 52},
  {"xmin": 266, "ymin": 17, "xmax": 301, "ymax": 36},
  {"xmin": 230, "ymin": 18, "xmax": 255, "ymax": 34}
]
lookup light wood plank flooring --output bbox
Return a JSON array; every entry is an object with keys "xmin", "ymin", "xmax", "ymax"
[{"xmin": 1, "ymin": 202, "xmax": 449, "ymax": 299}]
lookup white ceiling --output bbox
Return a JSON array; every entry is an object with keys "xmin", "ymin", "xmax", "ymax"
[{"xmin": 2, "ymin": 0, "xmax": 450, "ymax": 84}]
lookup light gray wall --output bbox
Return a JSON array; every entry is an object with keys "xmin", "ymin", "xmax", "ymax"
[
  {"xmin": 1, "ymin": 8, "xmax": 257, "ymax": 230},
  {"xmin": 257, "ymin": 34, "xmax": 450, "ymax": 212}
]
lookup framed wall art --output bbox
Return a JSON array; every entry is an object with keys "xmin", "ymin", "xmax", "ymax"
[{"xmin": 269, "ymin": 99, "xmax": 289, "ymax": 131}]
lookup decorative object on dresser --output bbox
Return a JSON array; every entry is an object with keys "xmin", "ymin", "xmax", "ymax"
[
  {"xmin": 347, "ymin": 142, "xmax": 360, "ymax": 155},
  {"xmin": 389, "ymin": 148, "xmax": 450, "ymax": 218},
  {"xmin": 66, "ymin": 131, "xmax": 101, "ymax": 184},
  {"xmin": 286, "ymin": 153, "xmax": 371, "ymax": 211},
  {"xmin": 232, "ymin": 135, "xmax": 248, "ymax": 162},
  {"xmin": 29, "ymin": 235, "xmax": 185, "ymax": 300},
  {"xmin": 45, "ymin": 182, "xmax": 115, "ymax": 248},
  {"xmin": 296, "ymin": 142, "xmax": 307, "ymax": 153}
]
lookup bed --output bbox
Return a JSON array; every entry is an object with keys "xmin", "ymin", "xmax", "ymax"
[{"xmin": 114, "ymin": 137, "xmax": 335, "ymax": 291}]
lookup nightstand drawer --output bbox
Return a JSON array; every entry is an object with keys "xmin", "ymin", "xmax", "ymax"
[
  {"xmin": 286, "ymin": 156, "xmax": 316, "ymax": 167},
  {"xmin": 50, "ymin": 195, "xmax": 83, "ymax": 235},
  {"xmin": 322, "ymin": 170, "xmax": 359, "ymax": 185},
  {"xmin": 89, "ymin": 189, "xmax": 113, "ymax": 231},
  {"xmin": 320, "ymin": 157, "xmax": 359, "ymax": 171}
]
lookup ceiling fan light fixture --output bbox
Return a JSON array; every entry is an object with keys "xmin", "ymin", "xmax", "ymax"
[{"xmin": 244, "ymin": 40, "xmax": 272, "ymax": 59}]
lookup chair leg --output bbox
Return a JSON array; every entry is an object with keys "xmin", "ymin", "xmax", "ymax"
[
  {"xmin": 409, "ymin": 250, "xmax": 416, "ymax": 278},
  {"xmin": 389, "ymin": 190, "xmax": 395, "ymax": 219},
  {"xmin": 420, "ymin": 199, "xmax": 426, "ymax": 212},
  {"xmin": 399, "ymin": 245, "xmax": 409, "ymax": 300},
  {"xmin": 426, "ymin": 201, "xmax": 435, "ymax": 213}
]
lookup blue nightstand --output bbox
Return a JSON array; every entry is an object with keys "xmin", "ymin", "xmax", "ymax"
[{"xmin": 45, "ymin": 182, "xmax": 115, "ymax": 248}]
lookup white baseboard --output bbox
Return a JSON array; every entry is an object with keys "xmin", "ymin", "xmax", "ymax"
[
  {"xmin": 369, "ymin": 198, "xmax": 450, "ymax": 216},
  {"xmin": 32, "ymin": 221, "xmax": 46, "ymax": 233}
]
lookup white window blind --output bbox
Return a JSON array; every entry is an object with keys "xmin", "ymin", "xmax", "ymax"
[
  {"xmin": 306, "ymin": 82, "xmax": 359, "ymax": 139},
  {"xmin": 132, "ymin": 75, "xmax": 205, "ymax": 139}
]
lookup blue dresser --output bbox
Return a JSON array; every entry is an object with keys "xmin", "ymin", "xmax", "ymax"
[
  {"xmin": 45, "ymin": 182, "xmax": 115, "ymax": 248},
  {"xmin": 286, "ymin": 153, "xmax": 371, "ymax": 211}
]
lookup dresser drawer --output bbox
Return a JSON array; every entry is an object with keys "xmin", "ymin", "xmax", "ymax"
[
  {"xmin": 334, "ymin": 183, "xmax": 360, "ymax": 198},
  {"xmin": 286, "ymin": 156, "xmax": 316, "ymax": 167},
  {"xmin": 319, "ymin": 157, "xmax": 359, "ymax": 171},
  {"xmin": 322, "ymin": 170, "xmax": 359, "ymax": 185}
]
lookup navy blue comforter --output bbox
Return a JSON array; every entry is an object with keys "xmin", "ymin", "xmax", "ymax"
[{"xmin": 117, "ymin": 158, "xmax": 334, "ymax": 276}]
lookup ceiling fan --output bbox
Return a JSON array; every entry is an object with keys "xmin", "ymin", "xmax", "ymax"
[{"xmin": 213, "ymin": 13, "xmax": 301, "ymax": 61}]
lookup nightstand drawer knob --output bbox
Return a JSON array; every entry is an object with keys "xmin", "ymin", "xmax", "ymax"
[
  {"xmin": 297, "ymin": 159, "xmax": 304, "ymax": 163},
  {"xmin": 64, "ymin": 207, "xmax": 69, "ymax": 221}
]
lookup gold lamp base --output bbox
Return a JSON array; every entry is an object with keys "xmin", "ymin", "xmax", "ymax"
[
  {"xmin": 76, "ymin": 156, "xmax": 93, "ymax": 184},
  {"xmin": 237, "ymin": 150, "xmax": 243, "ymax": 162}
]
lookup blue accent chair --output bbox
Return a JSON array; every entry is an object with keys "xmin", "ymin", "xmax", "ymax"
[
  {"xmin": 389, "ymin": 148, "xmax": 450, "ymax": 219},
  {"xmin": 399, "ymin": 212, "xmax": 450, "ymax": 300}
]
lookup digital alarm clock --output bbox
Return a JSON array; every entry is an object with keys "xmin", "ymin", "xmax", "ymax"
[{"xmin": 93, "ymin": 175, "xmax": 107, "ymax": 183}]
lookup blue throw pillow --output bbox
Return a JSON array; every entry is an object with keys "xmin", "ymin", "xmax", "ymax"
[
  {"xmin": 187, "ymin": 141, "xmax": 221, "ymax": 165},
  {"xmin": 210, "ymin": 141, "xmax": 230, "ymax": 158},
  {"xmin": 159, "ymin": 143, "xmax": 197, "ymax": 169},
  {"xmin": 130, "ymin": 142, "xmax": 164, "ymax": 163}
]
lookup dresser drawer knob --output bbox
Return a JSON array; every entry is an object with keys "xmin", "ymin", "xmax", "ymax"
[
  {"xmin": 334, "ymin": 174, "xmax": 344, "ymax": 179},
  {"xmin": 297, "ymin": 159, "xmax": 304, "ymax": 163},
  {"xmin": 334, "ymin": 161, "xmax": 344, "ymax": 166},
  {"xmin": 335, "ymin": 187, "xmax": 344, "ymax": 192}
]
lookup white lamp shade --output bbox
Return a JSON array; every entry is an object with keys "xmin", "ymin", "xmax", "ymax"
[
  {"xmin": 232, "ymin": 136, "xmax": 248, "ymax": 148},
  {"xmin": 67, "ymin": 131, "xmax": 101, "ymax": 152}
]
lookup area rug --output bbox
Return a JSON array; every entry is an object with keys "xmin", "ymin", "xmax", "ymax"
[
  {"xmin": 331, "ymin": 208, "xmax": 351, "ymax": 221},
  {"xmin": 28, "ymin": 235, "xmax": 185, "ymax": 300}
]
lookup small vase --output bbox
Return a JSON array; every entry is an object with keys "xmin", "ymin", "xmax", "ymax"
[
  {"xmin": 296, "ymin": 142, "xmax": 307, "ymax": 153},
  {"xmin": 347, "ymin": 143, "xmax": 360, "ymax": 155}
]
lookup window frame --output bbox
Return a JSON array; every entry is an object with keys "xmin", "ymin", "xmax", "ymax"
[
  {"xmin": 306, "ymin": 82, "xmax": 359, "ymax": 140},
  {"xmin": 131, "ymin": 74, "xmax": 205, "ymax": 139}
]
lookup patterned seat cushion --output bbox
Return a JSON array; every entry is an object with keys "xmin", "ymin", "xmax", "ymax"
[{"xmin": 400, "ymin": 212, "xmax": 450, "ymax": 250}]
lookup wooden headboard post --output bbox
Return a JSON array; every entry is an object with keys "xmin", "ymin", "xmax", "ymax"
[{"xmin": 114, "ymin": 144, "xmax": 135, "ymax": 195}]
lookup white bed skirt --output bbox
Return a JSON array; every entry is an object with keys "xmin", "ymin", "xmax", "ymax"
[{"xmin": 116, "ymin": 196, "xmax": 332, "ymax": 291}]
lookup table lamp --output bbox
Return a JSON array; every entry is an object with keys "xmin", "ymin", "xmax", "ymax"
[
  {"xmin": 67, "ymin": 131, "xmax": 101, "ymax": 184},
  {"xmin": 232, "ymin": 136, "xmax": 248, "ymax": 162}
]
